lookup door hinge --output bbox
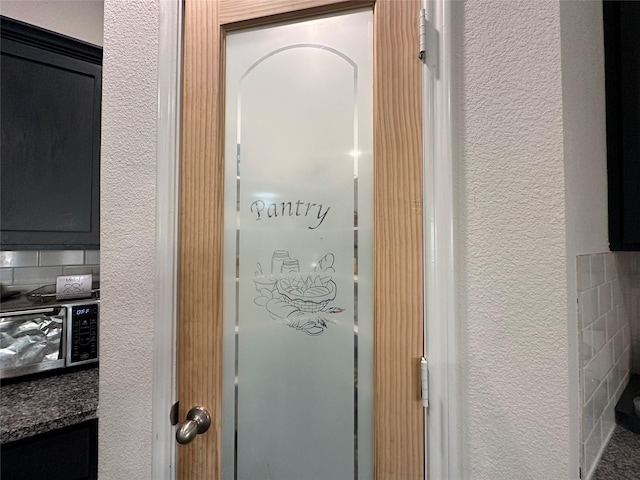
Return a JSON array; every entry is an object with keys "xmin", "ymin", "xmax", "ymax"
[
  {"xmin": 419, "ymin": 9, "xmax": 427, "ymax": 60},
  {"xmin": 418, "ymin": 9, "xmax": 439, "ymax": 71},
  {"xmin": 421, "ymin": 356, "xmax": 429, "ymax": 408}
]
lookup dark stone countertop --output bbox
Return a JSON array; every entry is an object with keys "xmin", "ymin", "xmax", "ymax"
[{"xmin": 0, "ymin": 367, "xmax": 98, "ymax": 444}]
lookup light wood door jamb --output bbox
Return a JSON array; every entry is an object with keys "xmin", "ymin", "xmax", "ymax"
[{"xmin": 178, "ymin": 1, "xmax": 424, "ymax": 478}]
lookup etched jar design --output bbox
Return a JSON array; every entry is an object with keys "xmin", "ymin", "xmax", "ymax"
[
  {"xmin": 281, "ymin": 258, "xmax": 300, "ymax": 274},
  {"xmin": 271, "ymin": 250, "xmax": 290, "ymax": 274}
]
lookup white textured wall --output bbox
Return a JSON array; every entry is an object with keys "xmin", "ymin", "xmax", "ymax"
[
  {"xmin": 0, "ymin": 0, "xmax": 104, "ymax": 46},
  {"xmin": 100, "ymin": 1, "xmax": 159, "ymax": 479},
  {"xmin": 559, "ymin": 2, "xmax": 610, "ymax": 478},
  {"xmin": 95, "ymin": 0, "xmax": 609, "ymax": 478},
  {"xmin": 455, "ymin": 1, "xmax": 571, "ymax": 478}
]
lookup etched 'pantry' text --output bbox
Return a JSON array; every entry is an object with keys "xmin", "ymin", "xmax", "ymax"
[{"xmin": 250, "ymin": 199, "xmax": 331, "ymax": 230}]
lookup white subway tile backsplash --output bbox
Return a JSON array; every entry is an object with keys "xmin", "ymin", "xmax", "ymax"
[
  {"xmin": 622, "ymin": 325, "xmax": 640, "ymax": 373},
  {"xmin": 616, "ymin": 356, "xmax": 626, "ymax": 384},
  {"xmin": 606, "ymin": 365, "xmax": 620, "ymax": 402},
  {"xmin": 617, "ymin": 304, "xmax": 627, "ymax": 332},
  {"xmin": 591, "ymin": 254, "xmax": 605, "ymax": 288},
  {"xmin": 591, "ymin": 317, "xmax": 607, "ymax": 355},
  {"xmin": 598, "ymin": 282, "xmax": 612, "ymax": 316},
  {"xmin": 622, "ymin": 347, "xmax": 631, "ymax": 372},
  {"xmin": 629, "ymin": 273, "xmax": 640, "ymax": 291},
  {"xmin": 601, "ymin": 342, "xmax": 614, "ymax": 378},
  {"xmin": 614, "ymin": 379, "xmax": 625, "ymax": 404},
  {"xmin": 578, "ymin": 255, "xmax": 591, "ymax": 293},
  {"xmin": 604, "ymin": 253, "xmax": 617, "ymax": 283},
  {"xmin": 592, "ymin": 381, "xmax": 608, "ymax": 421},
  {"xmin": 40, "ymin": 250, "xmax": 84, "ymax": 266},
  {"xmin": 582, "ymin": 328, "xmax": 593, "ymax": 364},
  {"xmin": 605, "ymin": 309, "xmax": 617, "ymax": 341},
  {"xmin": 601, "ymin": 399, "xmax": 616, "ymax": 440},
  {"xmin": 1, "ymin": 250, "xmax": 100, "ymax": 290},
  {"xmin": 612, "ymin": 278, "xmax": 623, "ymax": 307},
  {"xmin": 633, "ymin": 351, "xmax": 640, "ymax": 376},
  {"xmin": 0, "ymin": 251, "xmax": 38, "ymax": 268},
  {"xmin": 584, "ymin": 418, "xmax": 602, "ymax": 478},
  {"xmin": 613, "ymin": 331, "xmax": 623, "ymax": 363},
  {"xmin": 616, "ymin": 252, "xmax": 638, "ymax": 274},
  {"xmin": 582, "ymin": 398, "xmax": 594, "ymax": 440},
  {"xmin": 584, "ymin": 361, "xmax": 600, "ymax": 401},
  {"xmin": 580, "ymin": 288, "xmax": 599, "ymax": 328},
  {"xmin": 620, "ymin": 272, "xmax": 632, "ymax": 290},
  {"xmin": 577, "ymin": 251, "xmax": 640, "ymax": 478},
  {"xmin": 0, "ymin": 268, "xmax": 13, "ymax": 284},
  {"xmin": 85, "ymin": 250, "xmax": 100, "ymax": 264},
  {"xmin": 62, "ymin": 266, "xmax": 94, "ymax": 276},
  {"xmin": 14, "ymin": 266, "xmax": 62, "ymax": 285}
]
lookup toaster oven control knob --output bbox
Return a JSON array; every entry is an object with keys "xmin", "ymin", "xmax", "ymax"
[{"xmin": 176, "ymin": 406, "xmax": 211, "ymax": 445}]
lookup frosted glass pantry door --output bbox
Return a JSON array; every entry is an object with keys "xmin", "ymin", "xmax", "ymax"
[{"xmin": 222, "ymin": 10, "xmax": 373, "ymax": 480}]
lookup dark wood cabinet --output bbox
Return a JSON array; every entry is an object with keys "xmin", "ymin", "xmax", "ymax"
[
  {"xmin": 1, "ymin": 17, "xmax": 101, "ymax": 250},
  {"xmin": 1, "ymin": 419, "xmax": 98, "ymax": 480},
  {"xmin": 604, "ymin": 1, "xmax": 640, "ymax": 250}
]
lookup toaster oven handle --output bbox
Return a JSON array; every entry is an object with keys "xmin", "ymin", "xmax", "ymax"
[{"xmin": 0, "ymin": 307, "xmax": 59, "ymax": 318}]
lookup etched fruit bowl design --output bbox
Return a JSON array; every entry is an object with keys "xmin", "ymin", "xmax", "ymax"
[{"xmin": 276, "ymin": 275, "xmax": 337, "ymax": 313}]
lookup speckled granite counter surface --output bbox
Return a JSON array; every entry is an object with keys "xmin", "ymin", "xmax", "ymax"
[
  {"xmin": 592, "ymin": 425, "xmax": 640, "ymax": 479},
  {"xmin": 0, "ymin": 367, "xmax": 98, "ymax": 444}
]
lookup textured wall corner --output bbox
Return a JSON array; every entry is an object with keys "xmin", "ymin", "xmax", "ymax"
[
  {"xmin": 455, "ymin": 1, "xmax": 570, "ymax": 478},
  {"xmin": 100, "ymin": 1, "xmax": 159, "ymax": 479}
]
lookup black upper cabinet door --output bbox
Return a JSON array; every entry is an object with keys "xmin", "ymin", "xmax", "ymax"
[
  {"xmin": 604, "ymin": 2, "xmax": 640, "ymax": 250},
  {"xmin": 1, "ymin": 17, "xmax": 102, "ymax": 250}
]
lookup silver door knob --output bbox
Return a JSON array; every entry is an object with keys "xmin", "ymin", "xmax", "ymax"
[{"xmin": 176, "ymin": 406, "xmax": 211, "ymax": 445}]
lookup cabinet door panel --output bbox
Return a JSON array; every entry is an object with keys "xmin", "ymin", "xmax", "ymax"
[
  {"xmin": 604, "ymin": 1, "xmax": 640, "ymax": 250},
  {"xmin": 0, "ymin": 17, "xmax": 102, "ymax": 250},
  {"xmin": 1, "ymin": 419, "xmax": 98, "ymax": 480}
]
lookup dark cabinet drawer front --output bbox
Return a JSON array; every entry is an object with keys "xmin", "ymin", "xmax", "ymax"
[{"xmin": 1, "ymin": 419, "xmax": 98, "ymax": 480}]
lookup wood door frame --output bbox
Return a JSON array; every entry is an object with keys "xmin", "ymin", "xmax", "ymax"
[{"xmin": 178, "ymin": 0, "xmax": 424, "ymax": 478}]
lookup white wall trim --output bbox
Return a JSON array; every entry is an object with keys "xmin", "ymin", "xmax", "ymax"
[
  {"xmin": 423, "ymin": 0, "xmax": 461, "ymax": 478},
  {"xmin": 152, "ymin": 1, "xmax": 182, "ymax": 479}
]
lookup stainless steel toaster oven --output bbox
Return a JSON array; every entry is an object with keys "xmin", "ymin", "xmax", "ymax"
[{"xmin": 0, "ymin": 300, "xmax": 99, "ymax": 379}]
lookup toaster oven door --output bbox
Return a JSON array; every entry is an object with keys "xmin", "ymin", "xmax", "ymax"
[{"xmin": 0, "ymin": 307, "xmax": 66, "ymax": 379}]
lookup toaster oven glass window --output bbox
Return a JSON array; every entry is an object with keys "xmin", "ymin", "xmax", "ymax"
[{"xmin": 0, "ymin": 309, "xmax": 65, "ymax": 376}]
